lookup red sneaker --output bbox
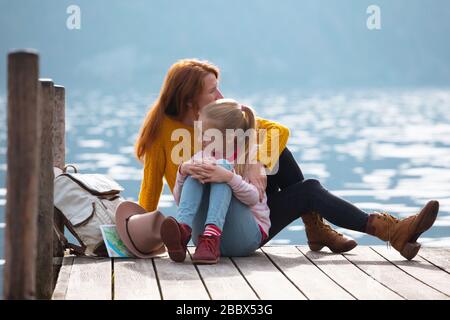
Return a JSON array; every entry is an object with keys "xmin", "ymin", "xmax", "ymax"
[
  {"xmin": 160, "ymin": 216, "xmax": 192, "ymax": 262},
  {"xmin": 192, "ymin": 234, "xmax": 221, "ymax": 264}
]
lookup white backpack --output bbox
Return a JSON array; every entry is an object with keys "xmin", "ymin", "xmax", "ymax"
[{"xmin": 53, "ymin": 165, "xmax": 125, "ymax": 256}]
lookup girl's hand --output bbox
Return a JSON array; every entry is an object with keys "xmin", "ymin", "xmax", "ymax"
[
  {"xmin": 180, "ymin": 160, "xmax": 204, "ymax": 179},
  {"xmin": 180, "ymin": 160, "xmax": 194, "ymax": 176},
  {"xmin": 180, "ymin": 157, "xmax": 216, "ymax": 180},
  {"xmin": 192, "ymin": 163, "xmax": 234, "ymax": 184},
  {"xmin": 247, "ymin": 162, "xmax": 267, "ymax": 202}
]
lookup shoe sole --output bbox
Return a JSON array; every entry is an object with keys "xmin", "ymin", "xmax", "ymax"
[
  {"xmin": 330, "ymin": 240, "xmax": 358, "ymax": 253},
  {"xmin": 409, "ymin": 200, "xmax": 439, "ymax": 242},
  {"xmin": 400, "ymin": 242, "xmax": 421, "ymax": 261},
  {"xmin": 308, "ymin": 240, "xmax": 358, "ymax": 253},
  {"xmin": 308, "ymin": 243, "xmax": 325, "ymax": 252},
  {"xmin": 160, "ymin": 217, "xmax": 186, "ymax": 263},
  {"xmin": 192, "ymin": 258, "xmax": 219, "ymax": 265},
  {"xmin": 401, "ymin": 200, "xmax": 439, "ymax": 260}
]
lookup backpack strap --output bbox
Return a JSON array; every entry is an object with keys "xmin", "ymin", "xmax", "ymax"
[
  {"xmin": 53, "ymin": 224, "xmax": 85, "ymax": 256},
  {"xmin": 54, "ymin": 208, "xmax": 87, "ymax": 256}
]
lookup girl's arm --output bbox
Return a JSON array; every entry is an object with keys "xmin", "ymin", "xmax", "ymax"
[
  {"xmin": 138, "ymin": 141, "xmax": 166, "ymax": 212},
  {"xmin": 173, "ymin": 151, "xmax": 209, "ymax": 205},
  {"xmin": 173, "ymin": 164, "xmax": 188, "ymax": 206},
  {"xmin": 227, "ymin": 172, "xmax": 260, "ymax": 207},
  {"xmin": 190, "ymin": 162, "xmax": 260, "ymax": 207}
]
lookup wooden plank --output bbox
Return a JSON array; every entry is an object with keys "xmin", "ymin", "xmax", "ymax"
[
  {"xmin": 154, "ymin": 253, "xmax": 209, "ymax": 300},
  {"xmin": 187, "ymin": 248, "xmax": 258, "ymax": 300},
  {"xmin": 4, "ymin": 49, "xmax": 40, "ymax": 300},
  {"xmin": 298, "ymin": 246, "xmax": 402, "ymax": 300},
  {"xmin": 49, "ymin": 247, "xmax": 450, "ymax": 301},
  {"xmin": 114, "ymin": 259, "xmax": 161, "ymax": 300},
  {"xmin": 52, "ymin": 256, "xmax": 74, "ymax": 300},
  {"xmin": 231, "ymin": 249, "xmax": 306, "ymax": 300},
  {"xmin": 65, "ymin": 257, "xmax": 112, "ymax": 300},
  {"xmin": 419, "ymin": 248, "xmax": 450, "ymax": 273},
  {"xmin": 372, "ymin": 246, "xmax": 450, "ymax": 297},
  {"xmin": 262, "ymin": 246, "xmax": 354, "ymax": 300},
  {"xmin": 343, "ymin": 246, "xmax": 448, "ymax": 300}
]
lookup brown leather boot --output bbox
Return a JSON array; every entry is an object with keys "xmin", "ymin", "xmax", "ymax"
[
  {"xmin": 365, "ymin": 200, "xmax": 439, "ymax": 260},
  {"xmin": 302, "ymin": 211, "xmax": 358, "ymax": 253}
]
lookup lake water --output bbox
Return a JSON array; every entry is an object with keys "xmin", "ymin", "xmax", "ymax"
[{"xmin": 1, "ymin": 88, "xmax": 450, "ymax": 296}]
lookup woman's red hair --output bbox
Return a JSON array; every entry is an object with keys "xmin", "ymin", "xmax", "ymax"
[{"xmin": 135, "ymin": 59, "xmax": 220, "ymax": 162}]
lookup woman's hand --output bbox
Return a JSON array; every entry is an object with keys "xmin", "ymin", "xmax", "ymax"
[
  {"xmin": 190, "ymin": 163, "xmax": 234, "ymax": 184},
  {"xmin": 247, "ymin": 162, "xmax": 267, "ymax": 202}
]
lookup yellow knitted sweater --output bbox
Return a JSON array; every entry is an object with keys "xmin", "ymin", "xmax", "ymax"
[{"xmin": 138, "ymin": 115, "xmax": 290, "ymax": 212}]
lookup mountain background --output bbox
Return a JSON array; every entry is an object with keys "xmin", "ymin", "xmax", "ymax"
[{"xmin": 1, "ymin": 0, "xmax": 449, "ymax": 96}]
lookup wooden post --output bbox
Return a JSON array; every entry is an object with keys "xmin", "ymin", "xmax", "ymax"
[
  {"xmin": 53, "ymin": 86, "xmax": 65, "ymax": 170},
  {"xmin": 4, "ymin": 50, "xmax": 40, "ymax": 300},
  {"xmin": 52, "ymin": 85, "xmax": 65, "ymax": 285},
  {"xmin": 36, "ymin": 79, "xmax": 55, "ymax": 299}
]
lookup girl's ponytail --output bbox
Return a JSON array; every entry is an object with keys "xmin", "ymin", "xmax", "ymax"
[
  {"xmin": 236, "ymin": 105, "xmax": 257, "ymax": 177},
  {"xmin": 241, "ymin": 105, "xmax": 256, "ymax": 132}
]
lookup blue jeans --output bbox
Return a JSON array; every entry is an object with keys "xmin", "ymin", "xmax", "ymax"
[{"xmin": 176, "ymin": 159, "xmax": 262, "ymax": 257}]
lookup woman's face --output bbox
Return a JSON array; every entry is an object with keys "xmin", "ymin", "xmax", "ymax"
[{"xmin": 196, "ymin": 73, "xmax": 223, "ymax": 115}]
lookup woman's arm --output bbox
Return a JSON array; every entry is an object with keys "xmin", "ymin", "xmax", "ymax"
[
  {"xmin": 245, "ymin": 117, "xmax": 289, "ymax": 200},
  {"xmin": 137, "ymin": 141, "xmax": 166, "ymax": 212},
  {"xmin": 255, "ymin": 117, "xmax": 290, "ymax": 171}
]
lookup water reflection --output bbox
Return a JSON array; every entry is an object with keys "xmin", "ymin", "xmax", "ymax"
[{"xmin": 0, "ymin": 89, "xmax": 449, "ymax": 248}]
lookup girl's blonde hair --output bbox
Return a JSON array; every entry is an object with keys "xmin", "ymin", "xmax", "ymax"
[{"xmin": 201, "ymin": 98, "xmax": 257, "ymax": 177}]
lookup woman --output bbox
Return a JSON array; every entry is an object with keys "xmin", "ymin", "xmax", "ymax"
[{"xmin": 135, "ymin": 59, "xmax": 439, "ymax": 260}]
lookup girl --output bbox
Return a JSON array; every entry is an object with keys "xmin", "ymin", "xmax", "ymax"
[{"xmin": 160, "ymin": 99, "xmax": 269, "ymax": 264}]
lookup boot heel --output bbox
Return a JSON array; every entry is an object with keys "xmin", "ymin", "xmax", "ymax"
[
  {"xmin": 400, "ymin": 242, "xmax": 421, "ymax": 260},
  {"xmin": 308, "ymin": 242, "xmax": 324, "ymax": 252}
]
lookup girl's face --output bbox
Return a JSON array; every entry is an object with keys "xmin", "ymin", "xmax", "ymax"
[
  {"xmin": 197, "ymin": 113, "xmax": 214, "ymax": 150},
  {"xmin": 197, "ymin": 113, "xmax": 233, "ymax": 156}
]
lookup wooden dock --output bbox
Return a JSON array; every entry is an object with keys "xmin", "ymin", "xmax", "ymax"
[
  {"xmin": 52, "ymin": 245, "xmax": 450, "ymax": 300},
  {"xmin": 4, "ymin": 50, "xmax": 450, "ymax": 301}
]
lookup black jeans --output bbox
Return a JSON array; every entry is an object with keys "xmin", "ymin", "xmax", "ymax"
[{"xmin": 262, "ymin": 147, "xmax": 369, "ymax": 245}]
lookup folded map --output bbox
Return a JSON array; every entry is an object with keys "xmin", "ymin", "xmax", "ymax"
[{"xmin": 100, "ymin": 224, "xmax": 133, "ymax": 258}]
